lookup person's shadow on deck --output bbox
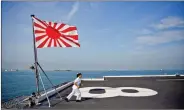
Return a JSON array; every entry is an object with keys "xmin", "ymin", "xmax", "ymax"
[
  {"xmin": 51, "ymin": 97, "xmax": 93, "ymax": 107},
  {"xmin": 69, "ymin": 97, "xmax": 93, "ymax": 102}
]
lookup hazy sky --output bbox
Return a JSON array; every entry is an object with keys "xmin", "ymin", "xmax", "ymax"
[{"xmin": 2, "ymin": 1, "xmax": 184, "ymax": 70}]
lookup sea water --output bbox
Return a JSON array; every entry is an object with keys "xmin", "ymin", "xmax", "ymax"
[{"xmin": 2, "ymin": 70, "xmax": 184, "ymax": 101}]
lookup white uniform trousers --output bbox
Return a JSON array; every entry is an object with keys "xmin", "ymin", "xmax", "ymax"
[{"xmin": 67, "ymin": 88, "xmax": 81, "ymax": 100}]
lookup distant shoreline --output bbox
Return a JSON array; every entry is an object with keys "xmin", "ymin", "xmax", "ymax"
[{"xmin": 2, "ymin": 69, "xmax": 184, "ymax": 71}]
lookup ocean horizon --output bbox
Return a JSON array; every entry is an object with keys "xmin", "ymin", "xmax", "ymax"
[{"xmin": 2, "ymin": 69, "xmax": 184, "ymax": 102}]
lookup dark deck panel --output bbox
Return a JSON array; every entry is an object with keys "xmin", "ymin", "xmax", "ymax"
[{"xmin": 32, "ymin": 76, "xmax": 184, "ymax": 109}]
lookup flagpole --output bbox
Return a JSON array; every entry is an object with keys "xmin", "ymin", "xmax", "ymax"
[
  {"xmin": 31, "ymin": 14, "xmax": 40, "ymax": 96},
  {"xmin": 31, "ymin": 15, "xmax": 52, "ymax": 107}
]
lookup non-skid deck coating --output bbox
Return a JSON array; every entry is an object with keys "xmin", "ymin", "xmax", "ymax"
[{"xmin": 34, "ymin": 76, "xmax": 184, "ymax": 109}]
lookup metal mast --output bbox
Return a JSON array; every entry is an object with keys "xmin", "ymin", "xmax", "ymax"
[{"xmin": 31, "ymin": 14, "xmax": 40, "ymax": 95}]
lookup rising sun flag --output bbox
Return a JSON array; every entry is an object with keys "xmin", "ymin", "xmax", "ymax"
[
  {"xmin": 29, "ymin": 15, "xmax": 80, "ymax": 105},
  {"xmin": 31, "ymin": 16, "xmax": 80, "ymax": 48}
]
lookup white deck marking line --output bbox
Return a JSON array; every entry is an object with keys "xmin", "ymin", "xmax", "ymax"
[
  {"xmin": 104, "ymin": 75, "xmax": 184, "ymax": 78},
  {"xmin": 82, "ymin": 75, "xmax": 184, "ymax": 81},
  {"xmin": 82, "ymin": 78, "xmax": 104, "ymax": 81},
  {"xmin": 156, "ymin": 79, "xmax": 184, "ymax": 81}
]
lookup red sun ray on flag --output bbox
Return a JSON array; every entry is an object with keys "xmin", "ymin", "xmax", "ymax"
[{"xmin": 31, "ymin": 16, "xmax": 80, "ymax": 48}]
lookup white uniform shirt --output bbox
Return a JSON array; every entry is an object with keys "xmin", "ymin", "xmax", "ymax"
[{"xmin": 72, "ymin": 77, "xmax": 81, "ymax": 89}]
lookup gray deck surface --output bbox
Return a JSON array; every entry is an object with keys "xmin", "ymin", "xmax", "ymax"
[{"xmin": 32, "ymin": 76, "xmax": 184, "ymax": 109}]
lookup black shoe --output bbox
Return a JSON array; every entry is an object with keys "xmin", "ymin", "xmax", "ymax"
[
  {"xmin": 76, "ymin": 100, "xmax": 81, "ymax": 102},
  {"xmin": 65, "ymin": 98, "xmax": 69, "ymax": 102}
]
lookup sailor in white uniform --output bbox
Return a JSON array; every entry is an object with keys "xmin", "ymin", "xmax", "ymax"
[{"xmin": 65, "ymin": 73, "xmax": 82, "ymax": 102}]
